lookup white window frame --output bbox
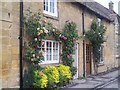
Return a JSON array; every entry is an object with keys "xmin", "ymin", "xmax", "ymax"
[
  {"xmin": 98, "ymin": 45, "xmax": 104, "ymax": 64},
  {"xmin": 97, "ymin": 18, "xmax": 101, "ymax": 26},
  {"xmin": 115, "ymin": 23, "xmax": 119, "ymax": 34},
  {"xmin": 115, "ymin": 43, "xmax": 120, "ymax": 58},
  {"xmin": 40, "ymin": 40, "xmax": 59, "ymax": 64},
  {"xmin": 43, "ymin": 0, "xmax": 58, "ymax": 17}
]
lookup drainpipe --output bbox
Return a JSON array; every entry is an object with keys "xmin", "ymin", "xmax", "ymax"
[
  {"xmin": 82, "ymin": 12, "xmax": 85, "ymax": 77},
  {"xmin": 19, "ymin": 0, "xmax": 23, "ymax": 89}
]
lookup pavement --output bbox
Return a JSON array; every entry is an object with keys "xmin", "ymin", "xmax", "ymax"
[{"xmin": 61, "ymin": 67, "xmax": 120, "ymax": 90}]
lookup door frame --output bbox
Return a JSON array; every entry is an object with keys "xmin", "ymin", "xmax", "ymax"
[{"xmin": 73, "ymin": 43, "xmax": 79, "ymax": 79}]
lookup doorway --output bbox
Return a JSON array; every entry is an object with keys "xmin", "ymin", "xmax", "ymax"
[{"xmin": 86, "ymin": 44, "xmax": 92, "ymax": 76}]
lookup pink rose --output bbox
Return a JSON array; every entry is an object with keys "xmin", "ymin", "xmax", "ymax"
[
  {"xmin": 61, "ymin": 35, "xmax": 64, "ymax": 38},
  {"xmin": 40, "ymin": 30, "xmax": 43, "ymax": 34},
  {"xmin": 59, "ymin": 29, "xmax": 62, "ymax": 33},
  {"xmin": 53, "ymin": 29, "xmax": 55, "ymax": 32},
  {"xmin": 64, "ymin": 37, "xmax": 67, "ymax": 40},
  {"xmin": 37, "ymin": 28, "xmax": 40, "ymax": 30},
  {"xmin": 54, "ymin": 25, "xmax": 57, "ymax": 29},
  {"xmin": 32, "ymin": 54, "xmax": 35, "ymax": 57},
  {"xmin": 34, "ymin": 38, "xmax": 38, "ymax": 41},
  {"xmin": 38, "ymin": 32, "xmax": 41, "ymax": 36},
  {"xmin": 67, "ymin": 55, "xmax": 70, "ymax": 58},
  {"xmin": 44, "ymin": 19, "xmax": 47, "ymax": 23},
  {"xmin": 42, "ymin": 41, "xmax": 45, "ymax": 45},
  {"xmin": 36, "ymin": 56, "xmax": 39, "ymax": 59},
  {"xmin": 44, "ymin": 29, "xmax": 48, "ymax": 33},
  {"xmin": 31, "ymin": 58, "xmax": 34, "ymax": 61},
  {"xmin": 40, "ymin": 52, "xmax": 44, "ymax": 57}
]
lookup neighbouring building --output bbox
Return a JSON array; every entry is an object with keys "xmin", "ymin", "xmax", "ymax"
[
  {"xmin": 0, "ymin": 1, "xmax": 120, "ymax": 88},
  {"xmin": 108, "ymin": 1, "xmax": 120, "ymax": 67},
  {"xmin": 118, "ymin": 1, "xmax": 120, "ymax": 16}
]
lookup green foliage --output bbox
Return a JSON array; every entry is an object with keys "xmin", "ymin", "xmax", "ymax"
[
  {"xmin": 24, "ymin": 9, "xmax": 79, "ymax": 89},
  {"xmin": 24, "ymin": 46, "xmax": 44, "ymax": 64},
  {"xmin": 33, "ymin": 70, "xmax": 48, "ymax": 88},
  {"xmin": 32, "ymin": 64, "xmax": 71, "ymax": 89},
  {"xmin": 23, "ymin": 64, "xmax": 35, "ymax": 88},
  {"xmin": 24, "ymin": 9, "xmax": 61, "ymax": 65},
  {"xmin": 57, "ymin": 64, "xmax": 71, "ymax": 87},
  {"xmin": 60, "ymin": 20, "xmax": 79, "ymax": 76},
  {"xmin": 43, "ymin": 66, "xmax": 59, "ymax": 89},
  {"xmin": 70, "ymin": 66, "xmax": 77, "ymax": 77},
  {"xmin": 85, "ymin": 20, "xmax": 106, "ymax": 62}
]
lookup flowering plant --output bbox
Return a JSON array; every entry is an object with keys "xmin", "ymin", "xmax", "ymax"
[
  {"xmin": 61, "ymin": 20, "xmax": 79, "ymax": 76},
  {"xmin": 23, "ymin": 9, "xmax": 79, "ymax": 89},
  {"xmin": 33, "ymin": 70, "xmax": 48, "ymax": 88},
  {"xmin": 57, "ymin": 64, "xmax": 71, "ymax": 86},
  {"xmin": 24, "ymin": 10, "xmax": 62, "ymax": 65},
  {"xmin": 43, "ymin": 66, "xmax": 59, "ymax": 88},
  {"xmin": 24, "ymin": 46, "xmax": 44, "ymax": 64},
  {"xmin": 57, "ymin": 64, "xmax": 71, "ymax": 79}
]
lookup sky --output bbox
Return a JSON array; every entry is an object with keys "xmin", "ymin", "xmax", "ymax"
[{"xmin": 94, "ymin": 0, "xmax": 120, "ymax": 14}]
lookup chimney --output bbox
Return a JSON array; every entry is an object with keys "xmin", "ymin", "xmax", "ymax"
[{"xmin": 109, "ymin": 1, "xmax": 114, "ymax": 11}]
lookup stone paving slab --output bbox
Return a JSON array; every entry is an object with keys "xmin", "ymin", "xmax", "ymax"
[
  {"xmin": 68, "ymin": 68, "xmax": 120, "ymax": 89},
  {"xmin": 70, "ymin": 80, "xmax": 104, "ymax": 88}
]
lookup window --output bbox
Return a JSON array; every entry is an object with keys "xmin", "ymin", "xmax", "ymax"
[
  {"xmin": 98, "ymin": 45, "xmax": 104, "ymax": 64},
  {"xmin": 43, "ymin": 0, "xmax": 58, "ymax": 17},
  {"xmin": 115, "ymin": 23, "xmax": 119, "ymax": 34},
  {"xmin": 97, "ymin": 18, "xmax": 101, "ymax": 26},
  {"xmin": 39, "ymin": 40, "xmax": 59, "ymax": 64},
  {"xmin": 115, "ymin": 43, "xmax": 120, "ymax": 58}
]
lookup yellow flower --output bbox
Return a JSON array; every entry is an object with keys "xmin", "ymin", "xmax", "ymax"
[
  {"xmin": 57, "ymin": 64, "xmax": 71, "ymax": 79},
  {"xmin": 34, "ymin": 70, "xmax": 48, "ymax": 88},
  {"xmin": 43, "ymin": 65, "xmax": 59, "ymax": 83}
]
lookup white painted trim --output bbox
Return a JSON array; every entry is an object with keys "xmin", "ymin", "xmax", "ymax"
[
  {"xmin": 98, "ymin": 45, "xmax": 104, "ymax": 64},
  {"xmin": 73, "ymin": 43, "xmax": 79, "ymax": 79},
  {"xmin": 43, "ymin": 0, "xmax": 58, "ymax": 17},
  {"xmin": 40, "ymin": 40, "xmax": 59, "ymax": 64}
]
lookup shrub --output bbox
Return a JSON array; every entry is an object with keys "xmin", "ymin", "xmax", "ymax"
[
  {"xmin": 33, "ymin": 64, "xmax": 72, "ymax": 89},
  {"xmin": 57, "ymin": 64, "xmax": 71, "ymax": 86},
  {"xmin": 33, "ymin": 70, "xmax": 48, "ymax": 88},
  {"xmin": 43, "ymin": 66, "xmax": 59, "ymax": 89}
]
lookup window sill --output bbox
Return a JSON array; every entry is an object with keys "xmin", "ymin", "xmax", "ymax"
[
  {"xmin": 43, "ymin": 13, "xmax": 59, "ymax": 21},
  {"xmin": 116, "ymin": 55, "xmax": 120, "ymax": 59},
  {"xmin": 97, "ymin": 63, "xmax": 104, "ymax": 66},
  {"xmin": 40, "ymin": 62, "xmax": 59, "ymax": 67}
]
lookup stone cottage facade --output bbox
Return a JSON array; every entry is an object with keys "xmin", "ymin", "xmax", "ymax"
[
  {"xmin": 0, "ymin": 1, "xmax": 119, "ymax": 88},
  {"xmin": 0, "ymin": 2, "xmax": 20, "ymax": 88}
]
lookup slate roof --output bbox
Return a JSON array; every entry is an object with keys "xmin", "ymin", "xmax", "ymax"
[
  {"xmin": 117, "ymin": 15, "xmax": 120, "ymax": 23},
  {"xmin": 77, "ymin": 1, "xmax": 115, "ymax": 22}
]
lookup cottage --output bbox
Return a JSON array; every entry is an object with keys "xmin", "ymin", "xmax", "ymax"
[{"xmin": 0, "ymin": 1, "xmax": 119, "ymax": 88}]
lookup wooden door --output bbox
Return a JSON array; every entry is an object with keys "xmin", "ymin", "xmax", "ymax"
[{"xmin": 86, "ymin": 44, "xmax": 92, "ymax": 76}]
